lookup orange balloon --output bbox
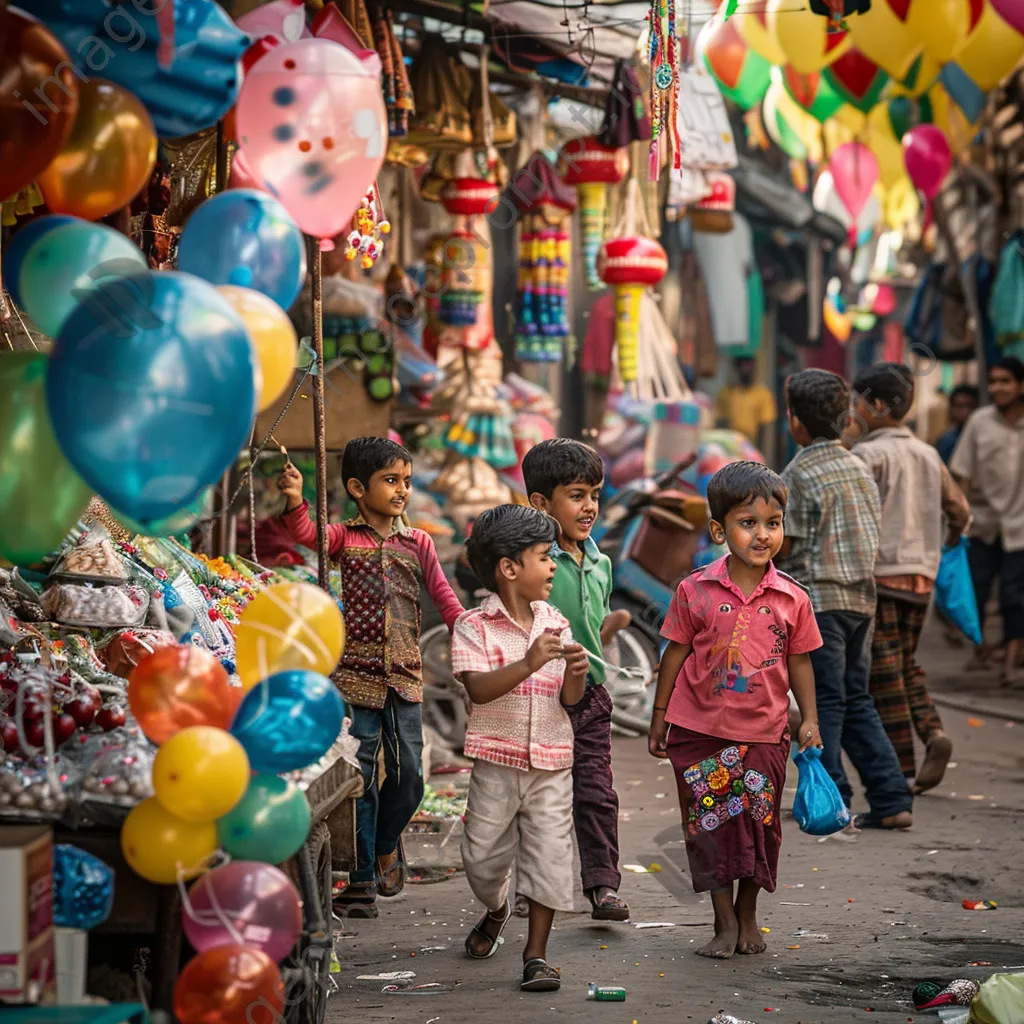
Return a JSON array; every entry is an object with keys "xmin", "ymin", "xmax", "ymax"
[
  {"xmin": 39, "ymin": 79, "xmax": 157, "ymax": 221},
  {"xmin": 0, "ymin": 9, "xmax": 80, "ymax": 200},
  {"xmin": 128, "ymin": 645, "xmax": 242, "ymax": 746},
  {"xmin": 174, "ymin": 946, "xmax": 284, "ymax": 1024}
]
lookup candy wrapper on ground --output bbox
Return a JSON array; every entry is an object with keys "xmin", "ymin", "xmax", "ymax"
[{"xmin": 54, "ymin": 844, "xmax": 114, "ymax": 930}]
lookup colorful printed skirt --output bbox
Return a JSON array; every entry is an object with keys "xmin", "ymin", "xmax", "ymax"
[{"xmin": 666, "ymin": 725, "xmax": 790, "ymax": 893}]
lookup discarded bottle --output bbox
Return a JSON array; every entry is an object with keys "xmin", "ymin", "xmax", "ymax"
[{"xmin": 588, "ymin": 983, "xmax": 627, "ymax": 1001}]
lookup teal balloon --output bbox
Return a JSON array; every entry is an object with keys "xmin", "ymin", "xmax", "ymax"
[
  {"xmin": 112, "ymin": 487, "xmax": 216, "ymax": 539},
  {"xmin": 17, "ymin": 220, "xmax": 149, "ymax": 340},
  {"xmin": 0, "ymin": 354, "xmax": 93, "ymax": 564},
  {"xmin": 217, "ymin": 775, "xmax": 311, "ymax": 865},
  {"xmin": 1, "ymin": 215, "xmax": 76, "ymax": 307}
]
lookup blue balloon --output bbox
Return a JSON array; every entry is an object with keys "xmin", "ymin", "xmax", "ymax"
[
  {"xmin": 179, "ymin": 190, "xmax": 307, "ymax": 311},
  {"xmin": 46, "ymin": 271, "xmax": 257, "ymax": 524},
  {"xmin": 1, "ymin": 215, "xmax": 76, "ymax": 308},
  {"xmin": 230, "ymin": 670, "xmax": 344, "ymax": 774},
  {"xmin": 17, "ymin": 0, "xmax": 249, "ymax": 139},
  {"xmin": 18, "ymin": 221, "xmax": 150, "ymax": 340}
]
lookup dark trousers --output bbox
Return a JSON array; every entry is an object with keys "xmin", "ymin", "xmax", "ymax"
[
  {"xmin": 968, "ymin": 537, "xmax": 1024, "ymax": 641},
  {"xmin": 565, "ymin": 684, "xmax": 621, "ymax": 893},
  {"xmin": 810, "ymin": 610, "xmax": 912, "ymax": 820},
  {"xmin": 349, "ymin": 690, "xmax": 424, "ymax": 885}
]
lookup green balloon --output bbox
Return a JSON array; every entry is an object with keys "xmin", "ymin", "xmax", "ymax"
[
  {"xmin": 217, "ymin": 775, "xmax": 311, "ymax": 865},
  {"xmin": 0, "ymin": 353, "xmax": 93, "ymax": 565}
]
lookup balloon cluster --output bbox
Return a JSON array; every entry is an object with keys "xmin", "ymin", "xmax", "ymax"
[{"xmin": 118, "ymin": 581, "xmax": 345, "ymax": 1023}]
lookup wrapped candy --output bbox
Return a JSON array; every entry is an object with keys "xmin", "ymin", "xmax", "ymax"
[
  {"xmin": 53, "ymin": 844, "xmax": 114, "ymax": 930},
  {"xmin": 74, "ymin": 728, "xmax": 156, "ymax": 826},
  {"xmin": 0, "ymin": 756, "xmax": 71, "ymax": 820}
]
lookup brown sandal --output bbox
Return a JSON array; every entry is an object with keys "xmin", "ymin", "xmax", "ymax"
[
  {"xmin": 521, "ymin": 958, "xmax": 561, "ymax": 991},
  {"xmin": 587, "ymin": 889, "xmax": 630, "ymax": 922},
  {"xmin": 376, "ymin": 838, "xmax": 407, "ymax": 898},
  {"xmin": 914, "ymin": 735, "xmax": 953, "ymax": 794}
]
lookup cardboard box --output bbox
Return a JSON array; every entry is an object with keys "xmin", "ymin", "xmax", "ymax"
[{"xmin": 0, "ymin": 826, "xmax": 55, "ymax": 1004}]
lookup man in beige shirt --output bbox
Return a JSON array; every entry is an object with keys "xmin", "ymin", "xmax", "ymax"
[{"xmin": 950, "ymin": 356, "xmax": 1024, "ymax": 684}]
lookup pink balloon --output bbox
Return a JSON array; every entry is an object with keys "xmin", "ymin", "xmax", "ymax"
[
  {"xmin": 228, "ymin": 148, "xmax": 262, "ymax": 191},
  {"xmin": 183, "ymin": 862, "xmax": 302, "ymax": 963},
  {"xmin": 902, "ymin": 125, "xmax": 952, "ymax": 201},
  {"xmin": 235, "ymin": 39, "xmax": 387, "ymax": 243},
  {"xmin": 828, "ymin": 142, "xmax": 879, "ymax": 224},
  {"xmin": 989, "ymin": 0, "xmax": 1024, "ymax": 34},
  {"xmin": 235, "ymin": 0, "xmax": 311, "ymax": 46}
]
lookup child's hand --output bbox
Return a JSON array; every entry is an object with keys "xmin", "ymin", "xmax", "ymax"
[
  {"xmin": 797, "ymin": 718, "xmax": 822, "ymax": 752},
  {"xmin": 278, "ymin": 463, "xmax": 304, "ymax": 508},
  {"xmin": 600, "ymin": 608, "xmax": 632, "ymax": 646},
  {"xmin": 649, "ymin": 710, "xmax": 669, "ymax": 759},
  {"xmin": 562, "ymin": 642, "xmax": 589, "ymax": 683},
  {"xmin": 526, "ymin": 631, "xmax": 563, "ymax": 673}
]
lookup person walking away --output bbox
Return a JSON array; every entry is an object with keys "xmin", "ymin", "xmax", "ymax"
[
  {"xmin": 935, "ymin": 385, "xmax": 980, "ymax": 465},
  {"xmin": 277, "ymin": 437, "xmax": 464, "ymax": 917},
  {"xmin": 949, "ymin": 357, "xmax": 1024, "ymax": 685},
  {"xmin": 715, "ymin": 356, "xmax": 778, "ymax": 455},
  {"xmin": 649, "ymin": 462, "xmax": 823, "ymax": 959},
  {"xmin": 451, "ymin": 505, "xmax": 588, "ymax": 992},
  {"xmin": 851, "ymin": 364, "xmax": 970, "ymax": 796},
  {"xmin": 522, "ymin": 438, "xmax": 631, "ymax": 921},
  {"xmin": 776, "ymin": 370, "xmax": 912, "ymax": 830}
]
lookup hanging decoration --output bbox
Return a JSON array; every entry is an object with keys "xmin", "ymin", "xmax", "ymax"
[
  {"xmin": 902, "ymin": 123, "xmax": 952, "ymax": 230},
  {"xmin": 369, "ymin": 1, "xmax": 415, "ymax": 137},
  {"xmin": 846, "ymin": 0, "xmax": 924, "ymax": 80},
  {"xmin": 690, "ymin": 171, "xmax": 737, "ymax": 234},
  {"xmin": 559, "ymin": 138, "xmax": 629, "ymax": 291},
  {"xmin": 647, "ymin": 0, "xmax": 681, "ymax": 178},
  {"xmin": 696, "ymin": 13, "xmax": 772, "ymax": 111},
  {"xmin": 808, "ymin": 1, "xmax": 873, "ymax": 33},
  {"xmin": 767, "ymin": 0, "xmax": 852, "ymax": 74},
  {"xmin": 598, "ymin": 60, "xmax": 652, "ymax": 148},
  {"xmin": 823, "ymin": 47, "xmax": 890, "ymax": 114},
  {"xmin": 826, "ymin": 142, "xmax": 881, "ymax": 246},
  {"xmin": 733, "ymin": 8, "xmax": 788, "ymax": 66},
  {"xmin": 344, "ymin": 185, "xmax": 391, "ymax": 270}
]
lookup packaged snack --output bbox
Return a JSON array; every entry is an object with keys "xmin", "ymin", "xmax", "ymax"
[
  {"xmin": 51, "ymin": 528, "xmax": 128, "ymax": 583},
  {"xmin": 73, "ymin": 729, "xmax": 155, "ymax": 826},
  {"xmin": 0, "ymin": 757, "xmax": 70, "ymax": 821},
  {"xmin": 41, "ymin": 584, "xmax": 150, "ymax": 629}
]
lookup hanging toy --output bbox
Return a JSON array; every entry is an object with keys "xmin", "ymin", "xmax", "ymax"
[
  {"xmin": 809, "ymin": 0, "xmax": 870, "ymax": 34},
  {"xmin": 344, "ymin": 185, "xmax": 391, "ymax": 270},
  {"xmin": 559, "ymin": 137, "xmax": 629, "ymax": 291},
  {"xmin": 647, "ymin": 0, "xmax": 681, "ymax": 178}
]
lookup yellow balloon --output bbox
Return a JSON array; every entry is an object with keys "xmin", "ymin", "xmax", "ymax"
[
  {"xmin": 217, "ymin": 285, "xmax": 298, "ymax": 413},
  {"xmin": 951, "ymin": 3, "xmax": 1024, "ymax": 92},
  {"xmin": 767, "ymin": 0, "xmax": 851, "ymax": 74},
  {"xmin": 822, "ymin": 118, "xmax": 855, "ymax": 157},
  {"xmin": 832, "ymin": 104, "xmax": 866, "ymax": 135},
  {"xmin": 896, "ymin": 49, "xmax": 942, "ymax": 97},
  {"xmin": 766, "ymin": 79, "xmax": 825, "ymax": 164},
  {"xmin": 927, "ymin": 82, "xmax": 982, "ymax": 156},
  {"xmin": 913, "ymin": 0, "xmax": 977, "ymax": 64},
  {"xmin": 846, "ymin": 0, "xmax": 923, "ymax": 80},
  {"xmin": 121, "ymin": 798, "xmax": 218, "ymax": 884},
  {"xmin": 152, "ymin": 726, "xmax": 250, "ymax": 823},
  {"xmin": 234, "ymin": 581, "xmax": 345, "ymax": 691},
  {"xmin": 864, "ymin": 105, "xmax": 908, "ymax": 189},
  {"xmin": 883, "ymin": 176, "xmax": 921, "ymax": 231},
  {"xmin": 733, "ymin": 9, "xmax": 787, "ymax": 65}
]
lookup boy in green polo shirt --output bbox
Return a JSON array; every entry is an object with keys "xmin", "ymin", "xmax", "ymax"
[{"xmin": 522, "ymin": 438, "xmax": 632, "ymax": 921}]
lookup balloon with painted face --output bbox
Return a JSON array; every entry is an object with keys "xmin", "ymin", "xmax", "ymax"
[
  {"xmin": 235, "ymin": 0, "xmax": 310, "ymax": 46},
  {"xmin": 14, "ymin": 0, "xmax": 249, "ymax": 138},
  {"xmin": 235, "ymin": 38, "xmax": 386, "ymax": 248}
]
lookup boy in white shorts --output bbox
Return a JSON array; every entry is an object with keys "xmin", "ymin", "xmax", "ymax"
[{"xmin": 451, "ymin": 505, "xmax": 589, "ymax": 992}]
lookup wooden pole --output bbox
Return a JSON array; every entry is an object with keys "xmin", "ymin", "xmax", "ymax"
[{"xmin": 310, "ymin": 238, "xmax": 330, "ymax": 590}]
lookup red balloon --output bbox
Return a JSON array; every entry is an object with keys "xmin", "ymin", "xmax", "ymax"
[
  {"xmin": 174, "ymin": 945, "xmax": 284, "ymax": 1024},
  {"xmin": 128, "ymin": 645, "xmax": 242, "ymax": 746},
  {"xmin": 0, "ymin": 9, "xmax": 81, "ymax": 199},
  {"xmin": 902, "ymin": 125, "xmax": 952, "ymax": 201}
]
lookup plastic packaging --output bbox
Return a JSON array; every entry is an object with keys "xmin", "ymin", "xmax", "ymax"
[
  {"xmin": 53, "ymin": 844, "xmax": 114, "ymax": 930},
  {"xmin": 51, "ymin": 528, "xmax": 128, "ymax": 583},
  {"xmin": 42, "ymin": 583, "xmax": 150, "ymax": 629},
  {"xmin": 588, "ymin": 984, "xmax": 627, "ymax": 1001},
  {"xmin": 792, "ymin": 746, "xmax": 851, "ymax": 837},
  {"xmin": 100, "ymin": 628, "xmax": 177, "ymax": 678},
  {"xmin": 73, "ymin": 728, "xmax": 155, "ymax": 825},
  {"xmin": 0, "ymin": 756, "xmax": 70, "ymax": 820},
  {"xmin": 935, "ymin": 539, "xmax": 984, "ymax": 646}
]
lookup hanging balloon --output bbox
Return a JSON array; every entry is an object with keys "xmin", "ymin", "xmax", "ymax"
[
  {"xmin": 18, "ymin": 0, "xmax": 249, "ymax": 139},
  {"xmin": 128, "ymin": 645, "xmax": 242, "ymax": 746},
  {"xmin": 183, "ymin": 862, "xmax": 302, "ymax": 962},
  {"xmin": 0, "ymin": 216, "xmax": 76, "ymax": 308},
  {"xmin": 46, "ymin": 271, "xmax": 257, "ymax": 526},
  {"xmin": 37, "ymin": 80, "xmax": 157, "ymax": 221},
  {"xmin": 152, "ymin": 726, "xmax": 250, "ymax": 823},
  {"xmin": 233, "ymin": 581, "xmax": 345, "ymax": 691},
  {"xmin": 822, "ymin": 48, "xmax": 889, "ymax": 115},
  {"xmin": 121, "ymin": 798, "xmax": 218, "ymax": 884},
  {"xmin": 883, "ymin": 175, "xmax": 921, "ymax": 230},
  {"xmin": 813, "ymin": 169, "xmax": 881, "ymax": 241},
  {"xmin": 913, "ymin": 0, "xmax": 983, "ymax": 65},
  {"xmin": 177, "ymin": 190, "xmax": 307, "ymax": 312},
  {"xmin": 235, "ymin": 39, "xmax": 388, "ymax": 247},
  {"xmin": 695, "ymin": 13, "xmax": 771, "ymax": 110},
  {"xmin": 846, "ymin": 0, "xmax": 924, "ymax": 80},
  {"xmin": 235, "ymin": 0, "xmax": 311, "ymax": 46},
  {"xmin": 0, "ymin": 9, "xmax": 80, "ymax": 201},
  {"xmin": 216, "ymin": 287, "xmax": 298, "ymax": 413},
  {"xmin": 16, "ymin": 220, "xmax": 150, "ymax": 341},
  {"xmin": 0, "ymin": 354, "xmax": 93, "ymax": 565},
  {"xmin": 896, "ymin": 49, "xmax": 942, "ymax": 97},
  {"xmin": 761, "ymin": 82, "xmax": 809, "ymax": 161},
  {"xmin": 827, "ymin": 143, "xmax": 880, "ymax": 245},
  {"xmin": 732, "ymin": 8, "xmax": 787, "ymax": 65},
  {"xmin": 945, "ymin": 2, "xmax": 1024, "ymax": 93},
  {"xmin": 764, "ymin": 77, "xmax": 827, "ymax": 163},
  {"xmin": 884, "ymin": 94, "xmax": 932, "ymax": 143},
  {"xmin": 863, "ymin": 103, "xmax": 910, "ymax": 189},
  {"xmin": 779, "ymin": 66, "xmax": 846, "ymax": 124},
  {"xmin": 230, "ymin": 670, "xmax": 345, "ymax": 774},
  {"xmin": 113, "ymin": 488, "xmax": 217, "ymax": 539},
  {"xmin": 925, "ymin": 81, "xmax": 983, "ymax": 156},
  {"xmin": 767, "ymin": 0, "xmax": 852, "ymax": 74},
  {"xmin": 990, "ymin": 0, "xmax": 1024, "ymax": 34},
  {"xmin": 174, "ymin": 946, "xmax": 284, "ymax": 1024},
  {"xmin": 902, "ymin": 124, "xmax": 953, "ymax": 200},
  {"xmin": 217, "ymin": 775, "xmax": 311, "ymax": 865}
]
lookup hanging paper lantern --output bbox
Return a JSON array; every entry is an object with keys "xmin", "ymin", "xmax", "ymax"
[
  {"xmin": 945, "ymin": 2, "xmax": 1024, "ymax": 93},
  {"xmin": 695, "ymin": 14, "xmax": 772, "ymax": 110},
  {"xmin": 732, "ymin": 8, "xmax": 787, "ymax": 65},
  {"xmin": 762, "ymin": 82, "xmax": 809, "ymax": 161},
  {"xmin": 903, "ymin": 123, "xmax": 952, "ymax": 230},
  {"xmin": 767, "ymin": 0, "xmax": 852, "ymax": 74},
  {"xmin": 823, "ymin": 48, "xmax": 890, "ymax": 114},
  {"xmin": 438, "ymin": 178, "xmax": 498, "ymax": 335},
  {"xmin": 598, "ymin": 237, "xmax": 668, "ymax": 384},
  {"xmin": 780, "ymin": 66, "xmax": 847, "ymax": 124},
  {"xmin": 559, "ymin": 138, "xmax": 629, "ymax": 290},
  {"xmin": 846, "ymin": 0, "xmax": 924, "ymax": 79},
  {"xmin": 913, "ymin": 0, "xmax": 984, "ymax": 65}
]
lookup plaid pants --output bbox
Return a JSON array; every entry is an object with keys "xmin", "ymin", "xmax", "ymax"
[{"xmin": 869, "ymin": 596, "xmax": 944, "ymax": 777}]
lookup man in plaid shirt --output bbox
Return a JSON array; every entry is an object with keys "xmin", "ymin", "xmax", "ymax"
[{"xmin": 776, "ymin": 370, "xmax": 913, "ymax": 830}]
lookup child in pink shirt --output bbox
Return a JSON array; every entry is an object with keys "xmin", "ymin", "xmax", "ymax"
[{"xmin": 649, "ymin": 461, "xmax": 823, "ymax": 960}]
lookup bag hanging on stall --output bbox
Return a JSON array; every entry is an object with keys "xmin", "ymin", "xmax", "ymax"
[
  {"xmin": 934, "ymin": 538, "xmax": 984, "ymax": 646},
  {"xmin": 792, "ymin": 746, "xmax": 851, "ymax": 836}
]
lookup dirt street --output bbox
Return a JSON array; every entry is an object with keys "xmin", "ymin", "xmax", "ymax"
[{"xmin": 327, "ymin": 621, "xmax": 1024, "ymax": 1024}]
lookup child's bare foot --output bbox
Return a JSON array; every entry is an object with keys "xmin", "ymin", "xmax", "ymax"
[
  {"xmin": 734, "ymin": 879, "xmax": 766, "ymax": 955},
  {"xmin": 696, "ymin": 888, "xmax": 738, "ymax": 959}
]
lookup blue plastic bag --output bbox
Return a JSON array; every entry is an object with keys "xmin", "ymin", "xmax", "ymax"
[
  {"xmin": 792, "ymin": 746, "xmax": 851, "ymax": 836},
  {"xmin": 934, "ymin": 538, "xmax": 983, "ymax": 646},
  {"xmin": 54, "ymin": 845, "xmax": 114, "ymax": 931}
]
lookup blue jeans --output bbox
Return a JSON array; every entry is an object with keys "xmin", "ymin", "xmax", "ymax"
[
  {"xmin": 809, "ymin": 611, "xmax": 912, "ymax": 820},
  {"xmin": 349, "ymin": 691, "xmax": 424, "ymax": 885}
]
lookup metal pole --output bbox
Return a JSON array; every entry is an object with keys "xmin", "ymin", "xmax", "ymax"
[{"xmin": 310, "ymin": 238, "xmax": 330, "ymax": 590}]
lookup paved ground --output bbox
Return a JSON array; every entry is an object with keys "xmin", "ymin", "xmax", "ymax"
[{"xmin": 327, "ymin": 619, "xmax": 1024, "ymax": 1024}]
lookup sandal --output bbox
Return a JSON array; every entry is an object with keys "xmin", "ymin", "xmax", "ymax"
[
  {"xmin": 587, "ymin": 889, "xmax": 630, "ymax": 922},
  {"xmin": 913, "ymin": 735, "xmax": 953, "ymax": 794},
  {"xmin": 376, "ymin": 838, "xmax": 407, "ymax": 898},
  {"xmin": 521, "ymin": 958, "xmax": 561, "ymax": 992},
  {"xmin": 464, "ymin": 901, "xmax": 512, "ymax": 960},
  {"xmin": 332, "ymin": 881, "xmax": 378, "ymax": 919},
  {"xmin": 853, "ymin": 812, "xmax": 913, "ymax": 830}
]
